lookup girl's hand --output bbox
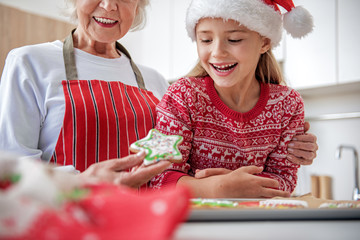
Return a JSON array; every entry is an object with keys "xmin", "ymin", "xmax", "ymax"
[
  {"xmin": 213, "ymin": 166, "xmax": 290, "ymax": 198},
  {"xmin": 179, "ymin": 166, "xmax": 290, "ymax": 198},
  {"xmin": 287, "ymin": 121, "xmax": 318, "ymax": 165},
  {"xmin": 194, "ymin": 168, "xmax": 231, "ymax": 179},
  {"xmin": 80, "ymin": 151, "xmax": 171, "ymax": 188}
]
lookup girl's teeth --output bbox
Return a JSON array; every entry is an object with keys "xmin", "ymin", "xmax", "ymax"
[{"xmin": 213, "ymin": 63, "xmax": 237, "ymax": 72}]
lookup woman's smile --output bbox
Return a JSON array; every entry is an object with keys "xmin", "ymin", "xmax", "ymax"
[{"xmin": 93, "ymin": 16, "xmax": 119, "ymax": 28}]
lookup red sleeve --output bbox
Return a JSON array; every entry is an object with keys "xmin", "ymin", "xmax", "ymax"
[
  {"xmin": 149, "ymin": 170, "xmax": 188, "ymax": 189},
  {"xmin": 258, "ymin": 89, "xmax": 305, "ymax": 193},
  {"xmin": 149, "ymin": 78, "xmax": 195, "ymax": 189}
]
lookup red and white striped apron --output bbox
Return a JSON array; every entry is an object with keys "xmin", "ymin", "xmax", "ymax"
[{"xmin": 50, "ymin": 30, "xmax": 159, "ymax": 172}]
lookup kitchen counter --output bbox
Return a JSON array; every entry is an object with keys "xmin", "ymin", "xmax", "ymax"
[
  {"xmin": 173, "ymin": 199, "xmax": 360, "ymax": 240},
  {"xmin": 174, "ymin": 220, "xmax": 360, "ymax": 240}
]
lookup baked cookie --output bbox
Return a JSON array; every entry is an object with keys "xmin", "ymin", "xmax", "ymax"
[
  {"xmin": 259, "ymin": 199, "xmax": 308, "ymax": 209},
  {"xmin": 319, "ymin": 202, "xmax": 360, "ymax": 208},
  {"xmin": 191, "ymin": 198, "xmax": 239, "ymax": 208},
  {"xmin": 130, "ymin": 129, "xmax": 183, "ymax": 166}
]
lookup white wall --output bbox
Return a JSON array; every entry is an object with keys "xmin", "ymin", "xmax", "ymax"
[
  {"xmin": 0, "ymin": 0, "xmax": 68, "ymax": 22},
  {"xmin": 121, "ymin": 0, "xmax": 198, "ymax": 81}
]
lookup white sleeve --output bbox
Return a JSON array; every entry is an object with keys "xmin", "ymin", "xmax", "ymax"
[
  {"xmin": 138, "ymin": 65, "xmax": 170, "ymax": 100},
  {"xmin": 0, "ymin": 50, "xmax": 43, "ymax": 159},
  {"xmin": 149, "ymin": 70, "xmax": 170, "ymax": 99}
]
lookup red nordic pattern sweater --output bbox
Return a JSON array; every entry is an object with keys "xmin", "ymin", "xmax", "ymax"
[{"xmin": 150, "ymin": 76, "xmax": 304, "ymax": 193}]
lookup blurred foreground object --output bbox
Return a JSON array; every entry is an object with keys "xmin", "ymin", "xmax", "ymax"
[{"xmin": 0, "ymin": 152, "xmax": 190, "ymax": 240}]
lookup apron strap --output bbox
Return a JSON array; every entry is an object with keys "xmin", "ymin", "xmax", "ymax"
[
  {"xmin": 115, "ymin": 42, "xmax": 146, "ymax": 90},
  {"xmin": 63, "ymin": 29, "xmax": 147, "ymax": 90},
  {"xmin": 63, "ymin": 29, "xmax": 78, "ymax": 81}
]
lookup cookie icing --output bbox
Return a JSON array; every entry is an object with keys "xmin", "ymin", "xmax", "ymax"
[{"xmin": 130, "ymin": 129, "xmax": 183, "ymax": 165}]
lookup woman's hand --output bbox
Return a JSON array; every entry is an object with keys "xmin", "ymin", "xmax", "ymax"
[
  {"xmin": 180, "ymin": 166, "xmax": 290, "ymax": 198},
  {"xmin": 80, "ymin": 151, "xmax": 171, "ymax": 188},
  {"xmin": 287, "ymin": 121, "xmax": 318, "ymax": 165}
]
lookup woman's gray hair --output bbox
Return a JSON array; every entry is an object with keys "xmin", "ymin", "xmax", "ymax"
[{"xmin": 63, "ymin": 0, "xmax": 149, "ymax": 31}]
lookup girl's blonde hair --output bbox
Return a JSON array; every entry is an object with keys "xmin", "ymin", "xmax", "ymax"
[
  {"xmin": 187, "ymin": 50, "xmax": 284, "ymax": 85},
  {"xmin": 64, "ymin": 0, "xmax": 149, "ymax": 31}
]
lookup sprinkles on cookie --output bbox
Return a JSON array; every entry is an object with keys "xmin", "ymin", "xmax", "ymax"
[
  {"xmin": 130, "ymin": 129, "xmax": 183, "ymax": 166},
  {"xmin": 259, "ymin": 199, "xmax": 308, "ymax": 209}
]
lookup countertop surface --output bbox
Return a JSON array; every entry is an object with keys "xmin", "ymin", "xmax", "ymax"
[
  {"xmin": 174, "ymin": 200, "xmax": 360, "ymax": 240},
  {"xmin": 174, "ymin": 220, "xmax": 360, "ymax": 240}
]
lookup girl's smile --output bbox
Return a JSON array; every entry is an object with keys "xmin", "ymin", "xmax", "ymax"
[{"xmin": 210, "ymin": 63, "xmax": 238, "ymax": 76}]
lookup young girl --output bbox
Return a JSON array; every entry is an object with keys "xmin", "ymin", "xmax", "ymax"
[{"xmin": 150, "ymin": 0, "xmax": 314, "ymax": 198}]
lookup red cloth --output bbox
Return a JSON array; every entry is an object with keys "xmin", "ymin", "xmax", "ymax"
[
  {"xmin": 150, "ymin": 76, "xmax": 304, "ymax": 192},
  {"xmin": 3, "ymin": 184, "xmax": 190, "ymax": 240},
  {"xmin": 51, "ymin": 80, "xmax": 159, "ymax": 172}
]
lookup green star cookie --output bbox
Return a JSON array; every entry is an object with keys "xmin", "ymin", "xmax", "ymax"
[{"xmin": 130, "ymin": 129, "xmax": 183, "ymax": 165}]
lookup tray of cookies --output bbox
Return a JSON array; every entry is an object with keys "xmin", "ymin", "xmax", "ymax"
[{"xmin": 188, "ymin": 197, "xmax": 360, "ymax": 222}]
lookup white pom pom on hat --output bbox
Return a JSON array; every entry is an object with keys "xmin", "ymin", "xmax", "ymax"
[{"xmin": 185, "ymin": 0, "xmax": 314, "ymax": 47}]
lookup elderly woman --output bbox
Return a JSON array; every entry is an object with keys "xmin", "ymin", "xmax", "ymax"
[{"xmin": 0, "ymin": 0, "xmax": 317, "ymax": 188}]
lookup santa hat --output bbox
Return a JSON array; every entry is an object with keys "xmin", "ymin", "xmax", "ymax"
[{"xmin": 185, "ymin": 0, "xmax": 314, "ymax": 47}]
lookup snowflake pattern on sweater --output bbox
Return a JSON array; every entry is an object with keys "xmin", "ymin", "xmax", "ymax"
[{"xmin": 150, "ymin": 76, "xmax": 304, "ymax": 193}]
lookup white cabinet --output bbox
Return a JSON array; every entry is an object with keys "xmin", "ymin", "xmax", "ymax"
[
  {"xmin": 283, "ymin": 0, "xmax": 337, "ymax": 89},
  {"xmin": 338, "ymin": 0, "xmax": 360, "ymax": 84},
  {"xmin": 284, "ymin": 0, "xmax": 360, "ymax": 90}
]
